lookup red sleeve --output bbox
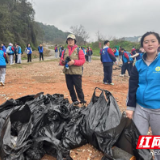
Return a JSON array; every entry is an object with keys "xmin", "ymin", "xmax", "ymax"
[
  {"xmin": 74, "ymin": 49, "xmax": 85, "ymax": 66},
  {"xmin": 3, "ymin": 53, "xmax": 6, "ymax": 58},
  {"xmin": 107, "ymin": 48, "xmax": 115, "ymax": 57},
  {"xmin": 11, "ymin": 47, "xmax": 14, "ymax": 51},
  {"xmin": 100, "ymin": 49, "xmax": 102, "ymax": 55},
  {"xmin": 124, "ymin": 53, "xmax": 129, "ymax": 60},
  {"xmin": 59, "ymin": 50, "xmax": 65, "ymax": 66}
]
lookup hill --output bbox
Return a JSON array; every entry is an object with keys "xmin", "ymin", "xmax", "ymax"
[{"xmin": 37, "ymin": 22, "xmax": 70, "ymax": 44}]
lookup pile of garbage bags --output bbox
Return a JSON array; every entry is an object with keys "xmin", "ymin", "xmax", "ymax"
[{"xmin": 0, "ymin": 87, "xmax": 153, "ymax": 160}]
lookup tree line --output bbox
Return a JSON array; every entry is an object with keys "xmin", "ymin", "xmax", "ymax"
[{"xmin": 0, "ymin": 0, "xmax": 42, "ymax": 50}]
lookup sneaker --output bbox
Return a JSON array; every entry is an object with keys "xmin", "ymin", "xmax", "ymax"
[
  {"xmin": 103, "ymin": 82, "xmax": 108, "ymax": 84},
  {"xmin": 0, "ymin": 82, "xmax": 2, "ymax": 86},
  {"xmin": 109, "ymin": 83, "xmax": 114, "ymax": 85},
  {"xmin": 119, "ymin": 74, "xmax": 124, "ymax": 77},
  {"xmin": 73, "ymin": 101, "xmax": 80, "ymax": 106}
]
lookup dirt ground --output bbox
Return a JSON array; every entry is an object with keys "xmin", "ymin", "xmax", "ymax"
[{"xmin": 0, "ymin": 59, "xmax": 130, "ymax": 160}]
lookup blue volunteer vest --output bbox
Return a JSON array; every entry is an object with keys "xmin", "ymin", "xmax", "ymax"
[
  {"xmin": 101, "ymin": 47, "xmax": 113, "ymax": 63},
  {"xmin": 0, "ymin": 50, "xmax": 6, "ymax": 67},
  {"xmin": 135, "ymin": 54, "xmax": 160, "ymax": 109}
]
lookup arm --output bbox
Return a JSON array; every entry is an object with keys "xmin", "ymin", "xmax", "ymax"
[
  {"xmin": 100, "ymin": 49, "xmax": 103, "ymax": 62},
  {"xmin": 131, "ymin": 53, "xmax": 139, "ymax": 58},
  {"xmin": 124, "ymin": 52, "xmax": 129, "ymax": 62},
  {"xmin": 59, "ymin": 50, "xmax": 65, "ymax": 66},
  {"xmin": 74, "ymin": 49, "xmax": 85, "ymax": 66},
  {"xmin": 107, "ymin": 48, "xmax": 116, "ymax": 62},
  {"xmin": 126, "ymin": 65, "xmax": 139, "ymax": 111}
]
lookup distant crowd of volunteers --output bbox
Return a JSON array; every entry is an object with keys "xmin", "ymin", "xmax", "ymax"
[{"xmin": 0, "ymin": 32, "xmax": 160, "ymax": 159}]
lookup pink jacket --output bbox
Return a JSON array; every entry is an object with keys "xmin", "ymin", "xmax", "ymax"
[{"xmin": 60, "ymin": 45, "xmax": 85, "ymax": 66}]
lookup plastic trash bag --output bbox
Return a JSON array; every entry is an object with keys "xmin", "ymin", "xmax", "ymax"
[
  {"xmin": 62, "ymin": 105, "xmax": 87, "ymax": 149},
  {"xmin": 95, "ymin": 113, "xmax": 153, "ymax": 160},
  {"xmin": 0, "ymin": 105, "xmax": 33, "ymax": 160},
  {"xmin": 80, "ymin": 87, "xmax": 121, "ymax": 145}
]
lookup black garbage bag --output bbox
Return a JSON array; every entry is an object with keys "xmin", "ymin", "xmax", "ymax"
[
  {"xmin": 95, "ymin": 113, "xmax": 153, "ymax": 160},
  {"xmin": 0, "ymin": 99, "xmax": 17, "ymax": 112},
  {"xmin": 0, "ymin": 105, "xmax": 33, "ymax": 160},
  {"xmin": 80, "ymin": 87, "xmax": 121, "ymax": 146},
  {"xmin": 62, "ymin": 105, "xmax": 87, "ymax": 149},
  {"xmin": 34, "ymin": 128, "xmax": 73, "ymax": 160},
  {"xmin": 25, "ymin": 141, "xmax": 45, "ymax": 160}
]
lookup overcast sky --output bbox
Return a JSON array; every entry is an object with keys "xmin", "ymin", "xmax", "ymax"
[{"xmin": 29, "ymin": 0, "xmax": 160, "ymax": 41}]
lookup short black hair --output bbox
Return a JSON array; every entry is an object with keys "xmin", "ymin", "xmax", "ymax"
[
  {"xmin": 136, "ymin": 49, "xmax": 139, "ymax": 53},
  {"xmin": 121, "ymin": 48, "xmax": 125, "ymax": 51},
  {"xmin": 104, "ymin": 40, "xmax": 110, "ymax": 45},
  {"xmin": 140, "ymin": 31, "xmax": 160, "ymax": 47}
]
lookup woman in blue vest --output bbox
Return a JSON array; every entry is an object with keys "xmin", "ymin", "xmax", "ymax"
[
  {"xmin": 38, "ymin": 44, "xmax": 44, "ymax": 61},
  {"xmin": 126, "ymin": 32, "xmax": 160, "ymax": 160},
  {"xmin": 0, "ymin": 47, "xmax": 7, "ymax": 86},
  {"xmin": 25, "ymin": 44, "xmax": 32, "ymax": 62}
]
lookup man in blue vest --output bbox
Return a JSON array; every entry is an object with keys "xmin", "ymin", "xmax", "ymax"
[
  {"xmin": 38, "ymin": 44, "xmax": 44, "ymax": 61},
  {"xmin": 100, "ymin": 40, "xmax": 116, "ymax": 85}
]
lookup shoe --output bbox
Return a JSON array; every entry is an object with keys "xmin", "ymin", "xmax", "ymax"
[
  {"xmin": 109, "ymin": 83, "xmax": 114, "ymax": 85},
  {"xmin": 80, "ymin": 101, "xmax": 87, "ymax": 106},
  {"xmin": 0, "ymin": 82, "xmax": 4, "ymax": 86},
  {"xmin": 119, "ymin": 74, "xmax": 124, "ymax": 77},
  {"xmin": 104, "ymin": 82, "xmax": 108, "ymax": 85},
  {"xmin": 73, "ymin": 101, "xmax": 80, "ymax": 106}
]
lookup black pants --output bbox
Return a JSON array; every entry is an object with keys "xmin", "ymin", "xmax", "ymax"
[
  {"xmin": 85, "ymin": 55, "xmax": 88, "ymax": 61},
  {"xmin": 103, "ymin": 64, "xmax": 113, "ymax": 83},
  {"xmin": 65, "ymin": 74, "xmax": 85, "ymax": 103},
  {"xmin": 39, "ymin": 52, "xmax": 44, "ymax": 60},
  {"xmin": 27, "ymin": 54, "xmax": 32, "ymax": 62},
  {"xmin": 15, "ymin": 54, "xmax": 17, "ymax": 63},
  {"xmin": 121, "ymin": 62, "xmax": 130, "ymax": 76}
]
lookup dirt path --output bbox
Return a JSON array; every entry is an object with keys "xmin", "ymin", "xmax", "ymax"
[{"xmin": 0, "ymin": 59, "xmax": 129, "ymax": 160}]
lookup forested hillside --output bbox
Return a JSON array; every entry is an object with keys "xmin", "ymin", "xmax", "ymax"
[
  {"xmin": 0, "ymin": 0, "xmax": 42, "ymax": 49},
  {"xmin": 37, "ymin": 22, "xmax": 70, "ymax": 44}
]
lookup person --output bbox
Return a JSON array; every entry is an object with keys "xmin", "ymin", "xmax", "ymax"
[
  {"xmin": 59, "ymin": 46, "xmax": 62, "ymax": 58},
  {"xmin": 1, "ymin": 44, "xmax": 6, "ymax": 53},
  {"xmin": 118, "ymin": 46, "xmax": 122, "ymax": 63},
  {"xmin": 16, "ymin": 44, "xmax": 22, "ymax": 64},
  {"xmin": 60, "ymin": 34, "xmax": 86, "ymax": 105},
  {"xmin": 120, "ymin": 48, "xmax": 132, "ymax": 77},
  {"xmin": 130, "ymin": 49, "xmax": 143, "ymax": 61},
  {"xmin": 82, "ymin": 47, "xmax": 86, "ymax": 56},
  {"xmin": 131, "ymin": 46, "xmax": 136, "ymax": 55},
  {"xmin": 25, "ymin": 44, "xmax": 32, "ymax": 62},
  {"xmin": 38, "ymin": 44, "xmax": 44, "ymax": 61},
  {"xmin": 87, "ymin": 47, "xmax": 93, "ymax": 62},
  {"xmin": 14, "ymin": 43, "xmax": 18, "ymax": 64},
  {"xmin": 100, "ymin": 40, "xmax": 116, "ymax": 85},
  {"xmin": 113, "ymin": 47, "xmax": 119, "ymax": 65},
  {"xmin": 126, "ymin": 31, "xmax": 160, "ymax": 160},
  {"xmin": 85, "ymin": 47, "xmax": 89, "ymax": 62},
  {"xmin": 54, "ymin": 45, "xmax": 58, "ymax": 58},
  {"xmin": 6, "ymin": 43, "xmax": 14, "ymax": 65},
  {"xmin": 0, "ymin": 47, "xmax": 7, "ymax": 86}
]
